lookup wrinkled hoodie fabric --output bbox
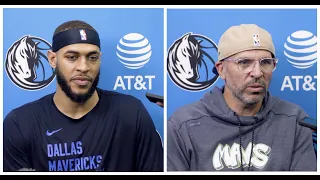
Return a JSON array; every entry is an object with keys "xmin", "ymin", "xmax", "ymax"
[{"xmin": 167, "ymin": 86, "xmax": 316, "ymax": 171}]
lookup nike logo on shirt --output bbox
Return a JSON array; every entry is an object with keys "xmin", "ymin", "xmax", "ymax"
[{"xmin": 46, "ymin": 128, "xmax": 62, "ymax": 136}]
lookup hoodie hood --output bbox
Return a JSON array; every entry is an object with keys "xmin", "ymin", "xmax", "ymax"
[{"xmin": 200, "ymin": 86, "xmax": 280, "ymax": 126}]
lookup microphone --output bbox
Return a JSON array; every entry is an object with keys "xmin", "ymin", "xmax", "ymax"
[{"xmin": 298, "ymin": 117, "xmax": 317, "ymax": 132}]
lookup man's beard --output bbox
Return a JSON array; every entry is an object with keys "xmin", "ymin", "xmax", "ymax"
[
  {"xmin": 226, "ymin": 78, "xmax": 267, "ymax": 106},
  {"xmin": 55, "ymin": 67, "xmax": 100, "ymax": 104}
]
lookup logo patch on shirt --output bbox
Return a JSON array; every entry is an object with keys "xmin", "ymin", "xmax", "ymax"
[
  {"xmin": 46, "ymin": 128, "xmax": 63, "ymax": 136},
  {"xmin": 189, "ymin": 122, "xmax": 201, "ymax": 127}
]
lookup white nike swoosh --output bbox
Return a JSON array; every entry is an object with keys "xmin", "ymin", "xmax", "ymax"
[{"xmin": 46, "ymin": 128, "xmax": 62, "ymax": 136}]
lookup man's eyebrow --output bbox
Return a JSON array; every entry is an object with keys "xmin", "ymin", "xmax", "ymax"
[
  {"xmin": 64, "ymin": 50, "xmax": 79, "ymax": 54},
  {"xmin": 235, "ymin": 56, "xmax": 272, "ymax": 59},
  {"xmin": 235, "ymin": 56, "xmax": 252, "ymax": 59},
  {"xmin": 87, "ymin": 51, "xmax": 100, "ymax": 56}
]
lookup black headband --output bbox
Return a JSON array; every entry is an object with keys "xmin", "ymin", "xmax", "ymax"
[{"xmin": 52, "ymin": 28, "xmax": 100, "ymax": 52}]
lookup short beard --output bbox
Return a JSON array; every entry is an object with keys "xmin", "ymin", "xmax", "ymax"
[
  {"xmin": 55, "ymin": 67, "xmax": 100, "ymax": 104},
  {"xmin": 227, "ymin": 78, "xmax": 267, "ymax": 106}
]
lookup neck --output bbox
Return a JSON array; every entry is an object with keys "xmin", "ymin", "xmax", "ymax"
[
  {"xmin": 53, "ymin": 86, "xmax": 99, "ymax": 119},
  {"xmin": 223, "ymin": 87, "xmax": 262, "ymax": 116}
]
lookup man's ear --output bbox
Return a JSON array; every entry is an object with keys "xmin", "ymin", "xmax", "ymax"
[
  {"xmin": 47, "ymin": 50, "xmax": 57, "ymax": 68},
  {"xmin": 215, "ymin": 61, "xmax": 226, "ymax": 80}
]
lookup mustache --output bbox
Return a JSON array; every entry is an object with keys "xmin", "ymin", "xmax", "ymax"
[{"xmin": 246, "ymin": 79, "xmax": 266, "ymax": 87}]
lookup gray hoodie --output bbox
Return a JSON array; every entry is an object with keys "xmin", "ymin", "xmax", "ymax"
[{"xmin": 167, "ymin": 86, "xmax": 316, "ymax": 171}]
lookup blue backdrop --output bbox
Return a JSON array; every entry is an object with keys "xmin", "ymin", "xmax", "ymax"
[
  {"xmin": 167, "ymin": 9, "xmax": 317, "ymax": 148},
  {"xmin": 3, "ymin": 8, "xmax": 164, "ymax": 141},
  {"xmin": 3, "ymin": 7, "xmax": 318, "ymax": 157}
]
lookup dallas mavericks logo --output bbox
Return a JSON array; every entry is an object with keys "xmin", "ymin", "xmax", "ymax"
[
  {"xmin": 167, "ymin": 33, "xmax": 219, "ymax": 91},
  {"xmin": 5, "ymin": 35, "xmax": 56, "ymax": 90}
]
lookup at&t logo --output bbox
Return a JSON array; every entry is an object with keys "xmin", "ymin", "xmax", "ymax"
[
  {"xmin": 281, "ymin": 30, "xmax": 317, "ymax": 91},
  {"xmin": 114, "ymin": 33, "xmax": 155, "ymax": 91}
]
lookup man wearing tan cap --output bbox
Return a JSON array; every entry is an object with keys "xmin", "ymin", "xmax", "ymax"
[{"xmin": 167, "ymin": 24, "xmax": 316, "ymax": 171}]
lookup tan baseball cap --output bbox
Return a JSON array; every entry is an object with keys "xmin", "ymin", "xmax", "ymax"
[{"xmin": 217, "ymin": 24, "xmax": 275, "ymax": 61}]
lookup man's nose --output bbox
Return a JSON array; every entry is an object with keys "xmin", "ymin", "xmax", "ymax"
[
  {"xmin": 249, "ymin": 61, "xmax": 263, "ymax": 78},
  {"xmin": 76, "ymin": 57, "xmax": 90, "ymax": 72}
]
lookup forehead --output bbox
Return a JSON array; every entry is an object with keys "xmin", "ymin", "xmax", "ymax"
[
  {"xmin": 232, "ymin": 49, "xmax": 272, "ymax": 59},
  {"xmin": 57, "ymin": 43, "xmax": 100, "ymax": 54}
]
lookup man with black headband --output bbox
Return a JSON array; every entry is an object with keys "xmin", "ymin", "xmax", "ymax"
[{"xmin": 3, "ymin": 20, "xmax": 164, "ymax": 172}]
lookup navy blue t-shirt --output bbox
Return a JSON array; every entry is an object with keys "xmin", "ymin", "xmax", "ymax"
[{"xmin": 3, "ymin": 88, "xmax": 163, "ymax": 172}]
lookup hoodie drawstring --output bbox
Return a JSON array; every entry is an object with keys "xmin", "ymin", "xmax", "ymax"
[{"xmin": 234, "ymin": 112, "xmax": 257, "ymax": 171}]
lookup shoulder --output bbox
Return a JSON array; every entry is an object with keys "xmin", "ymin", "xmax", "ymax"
[
  {"xmin": 98, "ymin": 88, "xmax": 143, "ymax": 109},
  {"xmin": 97, "ymin": 89, "xmax": 154, "ymax": 127},
  {"xmin": 271, "ymin": 96, "xmax": 307, "ymax": 118},
  {"xmin": 168, "ymin": 100, "xmax": 207, "ymax": 128},
  {"xmin": 3, "ymin": 93, "xmax": 54, "ymax": 134},
  {"xmin": 4, "ymin": 93, "xmax": 54, "ymax": 121}
]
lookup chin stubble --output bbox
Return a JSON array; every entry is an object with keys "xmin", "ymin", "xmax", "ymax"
[{"xmin": 55, "ymin": 67, "xmax": 100, "ymax": 103}]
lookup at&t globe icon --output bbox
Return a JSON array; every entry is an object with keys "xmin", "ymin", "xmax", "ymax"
[
  {"xmin": 116, "ymin": 33, "xmax": 152, "ymax": 69},
  {"xmin": 284, "ymin": 30, "xmax": 317, "ymax": 69}
]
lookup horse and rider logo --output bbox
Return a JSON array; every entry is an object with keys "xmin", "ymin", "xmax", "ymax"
[
  {"xmin": 167, "ymin": 32, "xmax": 219, "ymax": 92},
  {"xmin": 5, "ymin": 35, "xmax": 56, "ymax": 91}
]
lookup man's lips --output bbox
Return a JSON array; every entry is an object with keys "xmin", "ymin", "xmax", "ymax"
[
  {"xmin": 247, "ymin": 83, "xmax": 264, "ymax": 88},
  {"xmin": 72, "ymin": 76, "xmax": 92, "ymax": 81},
  {"xmin": 71, "ymin": 76, "xmax": 92, "ymax": 86}
]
